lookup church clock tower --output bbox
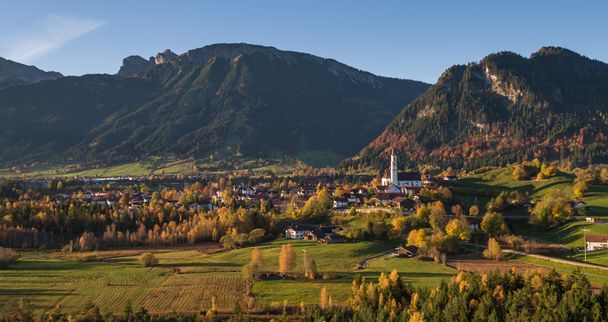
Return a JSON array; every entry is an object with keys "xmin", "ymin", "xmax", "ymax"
[{"xmin": 390, "ymin": 149, "xmax": 398, "ymax": 185}]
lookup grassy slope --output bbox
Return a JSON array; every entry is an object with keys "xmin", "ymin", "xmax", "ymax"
[
  {"xmin": 515, "ymin": 254, "xmax": 608, "ymax": 287},
  {"xmin": 458, "ymin": 166, "xmax": 574, "ymax": 198},
  {"xmin": 457, "ymin": 167, "xmax": 608, "ymax": 265},
  {"xmin": 509, "ymin": 220, "xmax": 608, "ymax": 249}
]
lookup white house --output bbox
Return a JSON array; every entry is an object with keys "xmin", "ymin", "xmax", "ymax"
[
  {"xmin": 586, "ymin": 235, "xmax": 608, "ymax": 251},
  {"xmin": 333, "ymin": 198, "xmax": 348, "ymax": 209},
  {"xmin": 285, "ymin": 225, "xmax": 310, "ymax": 239},
  {"xmin": 381, "ymin": 150, "xmax": 423, "ymax": 189}
]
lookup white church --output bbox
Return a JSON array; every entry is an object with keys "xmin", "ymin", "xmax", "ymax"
[{"xmin": 381, "ymin": 150, "xmax": 423, "ymax": 192}]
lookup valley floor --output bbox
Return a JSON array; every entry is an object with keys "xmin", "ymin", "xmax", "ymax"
[{"xmin": 2, "ymin": 239, "xmax": 608, "ymax": 316}]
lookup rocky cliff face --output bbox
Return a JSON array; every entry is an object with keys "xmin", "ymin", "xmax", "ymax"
[
  {"xmin": 0, "ymin": 57, "xmax": 62, "ymax": 89},
  {"xmin": 117, "ymin": 49, "xmax": 178, "ymax": 76}
]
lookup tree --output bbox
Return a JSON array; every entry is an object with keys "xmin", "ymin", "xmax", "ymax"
[
  {"xmin": 481, "ymin": 212, "xmax": 508, "ymax": 237},
  {"xmin": 301, "ymin": 189, "xmax": 332, "ymax": 218},
  {"xmin": 430, "ymin": 201, "xmax": 447, "ymax": 231},
  {"xmin": 0, "ymin": 247, "xmax": 20, "ymax": 268},
  {"xmin": 469, "ymin": 204, "xmax": 480, "ymax": 217},
  {"xmin": 389, "ymin": 217, "xmax": 407, "ymax": 240},
  {"xmin": 573, "ymin": 180, "xmax": 588, "ymax": 199},
  {"xmin": 278, "ymin": 244, "xmax": 296, "ymax": 275},
  {"xmin": 139, "ymin": 253, "xmax": 159, "ymax": 267},
  {"xmin": 415, "ymin": 204, "xmax": 431, "ymax": 225},
  {"xmin": 219, "ymin": 234, "xmax": 237, "ymax": 250},
  {"xmin": 407, "ymin": 229, "xmax": 428, "ymax": 250},
  {"xmin": 483, "ymin": 238, "xmax": 502, "ymax": 260},
  {"xmin": 302, "ymin": 251, "xmax": 318, "ymax": 279},
  {"xmin": 451, "ymin": 204, "xmax": 465, "ymax": 217},
  {"xmin": 78, "ymin": 231, "xmax": 96, "ymax": 251},
  {"xmin": 250, "ymin": 247, "xmax": 263, "ymax": 271},
  {"xmin": 529, "ymin": 189, "xmax": 574, "ymax": 228},
  {"xmin": 248, "ymin": 228, "xmax": 266, "ymax": 244},
  {"xmin": 446, "ymin": 217, "xmax": 471, "ymax": 241},
  {"xmin": 512, "ymin": 165, "xmax": 528, "ymax": 180},
  {"xmin": 320, "ymin": 286, "xmax": 328, "ymax": 309}
]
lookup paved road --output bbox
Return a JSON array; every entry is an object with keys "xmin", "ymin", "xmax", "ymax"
[
  {"xmin": 460, "ymin": 241, "xmax": 608, "ymax": 270},
  {"xmin": 355, "ymin": 251, "xmax": 393, "ymax": 271},
  {"xmin": 503, "ymin": 249, "xmax": 608, "ymax": 271}
]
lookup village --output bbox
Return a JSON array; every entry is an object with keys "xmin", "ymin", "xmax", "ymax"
[{"xmin": 13, "ymin": 150, "xmax": 606, "ymax": 254}]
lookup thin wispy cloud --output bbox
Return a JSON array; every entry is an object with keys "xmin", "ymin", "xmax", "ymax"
[{"xmin": 3, "ymin": 14, "xmax": 104, "ymax": 63}]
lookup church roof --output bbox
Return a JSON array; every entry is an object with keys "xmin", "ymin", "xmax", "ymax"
[
  {"xmin": 397, "ymin": 172, "xmax": 421, "ymax": 181},
  {"xmin": 384, "ymin": 170, "xmax": 420, "ymax": 180}
]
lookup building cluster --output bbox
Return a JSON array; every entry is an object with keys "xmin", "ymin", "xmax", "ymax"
[
  {"xmin": 284, "ymin": 224, "xmax": 345, "ymax": 244},
  {"xmin": 44, "ymin": 150, "xmax": 459, "ymax": 218}
]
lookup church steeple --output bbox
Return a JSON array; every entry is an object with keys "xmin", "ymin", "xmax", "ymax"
[{"xmin": 390, "ymin": 149, "xmax": 398, "ymax": 184}]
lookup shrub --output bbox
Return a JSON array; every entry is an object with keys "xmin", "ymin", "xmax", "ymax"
[
  {"xmin": 139, "ymin": 253, "xmax": 159, "ymax": 267},
  {"xmin": 0, "ymin": 247, "xmax": 20, "ymax": 267}
]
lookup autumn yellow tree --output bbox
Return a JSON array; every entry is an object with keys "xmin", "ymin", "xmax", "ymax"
[
  {"xmin": 483, "ymin": 238, "xmax": 502, "ymax": 260},
  {"xmin": 279, "ymin": 244, "xmax": 296, "ymax": 275},
  {"xmin": 406, "ymin": 229, "xmax": 427, "ymax": 249},
  {"xmin": 251, "ymin": 247, "xmax": 263, "ymax": 270},
  {"xmin": 446, "ymin": 217, "xmax": 471, "ymax": 241},
  {"xmin": 573, "ymin": 180, "xmax": 588, "ymax": 199},
  {"xmin": 469, "ymin": 204, "xmax": 480, "ymax": 217},
  {"xmin": 430, "ymin": 201, "xmax": 447, "ymax": 231},
  {"xmin": 319, "ymin": 286, "xmax": 328, "ymax": 309}
]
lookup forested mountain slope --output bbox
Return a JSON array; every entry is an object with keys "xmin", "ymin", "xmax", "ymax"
[
  {"xmin": 0, "ymin": 43, "xmax": 429, "ymax": 166},
  {"xmin": 346, "ymin": 47, "xmax": 608, "ymax": 171}
]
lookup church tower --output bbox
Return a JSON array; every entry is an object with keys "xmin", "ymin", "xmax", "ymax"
[{"xmin": 390, "ymin": 149, "xmax": 398, "ymax": 184}]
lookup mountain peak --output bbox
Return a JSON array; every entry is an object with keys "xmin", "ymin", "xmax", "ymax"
[
  {"xmin": 533, "ymin": 46, "xmax": 579, "ymax": 58},
  {"xmin": 0, "ymin": 57, "xmax": 62, "ymax": 89},
  {"xmin": 154, "ymin": 49, "xmax": 177, "ymax": 65}
]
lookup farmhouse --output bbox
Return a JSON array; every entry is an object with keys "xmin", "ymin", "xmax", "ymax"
[
  {"xmin": 333, "ymin": 198, "xmax": 349, "ymax": 209},
  {"xmin": 392, "ymin": 245, "xmax": 419, "ymax": 258},
  {"xmin": 285, "ymin": 224, "xmax": 313, "ymax": 239},
  {"xmin": 586, "ymin": 235, "xmax": 608, "ymax": 251}
]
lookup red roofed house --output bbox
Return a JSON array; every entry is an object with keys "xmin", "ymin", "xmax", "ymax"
[{"xmin": 586, "ymin": 235, "xmax": 608, "ymax": 251}]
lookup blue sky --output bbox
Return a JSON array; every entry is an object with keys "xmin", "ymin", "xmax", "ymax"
[{"xmin": 1, "ymin": 1, "xmax": 606, "ymax": 83}]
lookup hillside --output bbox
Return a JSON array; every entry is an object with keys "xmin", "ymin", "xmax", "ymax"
[
  {"xmin": 0, "ymin": 57, "xmax": 62, "ymax": 89},
  {"xmin": 346, "ymin": 47, "xmax": 608, "ymax": 171},
  {"xmin": 0, "ymin": 43, "xmax": 429, "ymax": 167}
]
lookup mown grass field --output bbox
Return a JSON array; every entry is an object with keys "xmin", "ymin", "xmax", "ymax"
[
  {"xmin": 572, "ymin": 250, "xmax": 608, "ymax": 266},
  {"xmin": 0, "ymin": 251, "xmax": 247, "ymax": 315},
  {"xmin": 0, "ymin": 240, "xmax": 456, "ymax": 315},
  {"xmin": 514, "ymin": 254, "xmax": 608, "ymax": 287}
]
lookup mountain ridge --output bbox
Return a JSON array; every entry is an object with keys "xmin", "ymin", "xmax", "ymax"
[
  {"xmin": 0, "ymin": 43, "xmax": 430, "ymax": 167},
  {"xmin": 0, "ymin": 57, "xmax": 62, "ymax": 89},
  {"xmin": 345, "ymin": 46, "xmax": 608, "ymax": 171}
]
